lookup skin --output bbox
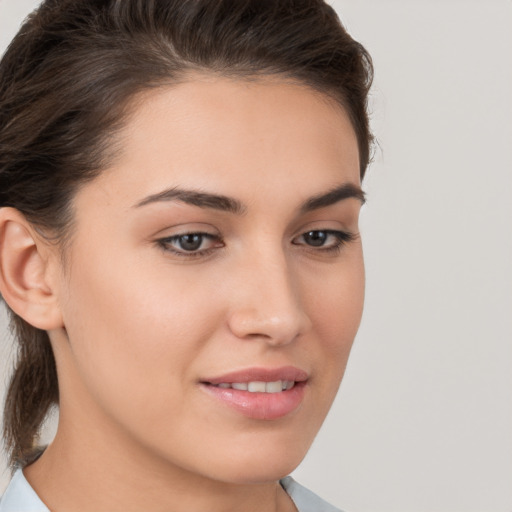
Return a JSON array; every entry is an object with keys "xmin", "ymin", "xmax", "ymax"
[{"xmin": 15, "ymin": 76, "xmax": 364, "ymax": 512}]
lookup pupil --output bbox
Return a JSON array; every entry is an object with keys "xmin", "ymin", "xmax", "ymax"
[
  {"xmin": 179, "ymin": 234, "xmax": 202, "ymax": 251},
  {"xmin": 305, "ymin": 231, "xmax": 326, "ymax": 246}
]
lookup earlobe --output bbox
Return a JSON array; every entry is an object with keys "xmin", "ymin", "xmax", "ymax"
[{"xmin": 0, "ymin": 207, "xmax": 63, "ymax": 330}]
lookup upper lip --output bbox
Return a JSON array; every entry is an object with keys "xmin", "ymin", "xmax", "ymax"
[{"xmin": 202, "ymin": 366, "xmax": 309, "ymax": 385}]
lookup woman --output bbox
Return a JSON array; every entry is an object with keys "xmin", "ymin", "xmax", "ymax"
[{"xmin": 0, "ymin": 0, "xmax": 373, "ymax": 510}]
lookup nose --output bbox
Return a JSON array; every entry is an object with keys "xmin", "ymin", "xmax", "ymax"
[{"xmin": 226, "ymin": 250, "xmax": 312, "ymax": 346}]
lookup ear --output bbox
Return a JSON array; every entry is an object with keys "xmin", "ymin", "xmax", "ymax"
[{"xmin": 0, "ymin": 207, "xmax": 63, "ymax": 330}]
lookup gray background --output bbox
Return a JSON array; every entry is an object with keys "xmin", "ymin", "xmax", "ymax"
[{"xmin": 1, "ymin": 1, "xmax": 511, "ymax": 510}]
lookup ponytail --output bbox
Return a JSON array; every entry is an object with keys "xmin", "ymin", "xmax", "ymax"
[{"xmin": 3, "ymin": 313, "xmax": 58, "ymax": 469}]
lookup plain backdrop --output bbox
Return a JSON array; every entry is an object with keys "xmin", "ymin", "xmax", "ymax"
[{"xmin": 0, "ymin": 1, "xmax": 511, "ymax": 511}]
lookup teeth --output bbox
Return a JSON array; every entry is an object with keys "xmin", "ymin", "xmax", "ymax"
[
  {"xmin": 265, "ymin": 381, "xmax": 282, "ymax": 393},
  {"xmin": 283, "ymin": 380, "xmax": 295, "ymax": 390},
  {"xmin": 214, "ymin": 380, "xmax": 296, "ymax": 392},
  {"xmin": 248, "ymin": 381, "xmax": 266, "ymax": 392}
]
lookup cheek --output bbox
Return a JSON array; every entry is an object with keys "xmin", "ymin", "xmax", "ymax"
[
  {"xmin": 304, "ymin": 250, "xmax": 364, "ymax": 390},
  {"xmin": 308, "ymin": 249, "xmax": 364, "ymax": 341},
  {"xmin": 59, "ymin": 247, "xmax": 222, "ymax": 421}
]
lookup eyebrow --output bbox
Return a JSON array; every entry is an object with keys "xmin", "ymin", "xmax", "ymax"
[
  {"xmin": 134, "ymin": 187, "xmax": 246, "ymax": 214},
  {"xmin": 299, "ymin": 183, "xmax": 366, "ymax": 213},
  {"xmin": 133, "ymin": 182, "xmax": 365, "ymax": 214}
]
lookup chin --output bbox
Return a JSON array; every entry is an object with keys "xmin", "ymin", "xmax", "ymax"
[
  {"xmin": 202, "ymin": 439, "xmax": 311, "ymax": 485},
  {"xmin": 215, "ymin": 462, "xmax": 302, "ymax": 485}
]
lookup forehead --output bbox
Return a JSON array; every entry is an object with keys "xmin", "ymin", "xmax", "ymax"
[{"xmin": 77, "ymin": 76, "xmax": 360, "ymax": 210}]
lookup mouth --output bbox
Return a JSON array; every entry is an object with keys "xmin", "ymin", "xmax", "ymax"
[
  {"xmin": 200, "ymin": 367, "xmax": 308, "ymax": 420},
  {"xmin": 210, "ymin": 380, "xmax": 297, "ymax": 392}
]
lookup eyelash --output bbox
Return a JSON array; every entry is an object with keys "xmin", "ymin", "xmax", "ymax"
[
  {"xmin": 292, "ymin": 230, "xmax": 356, "ymax": 254},
  {"xmin": 156, "ymin": 232, "xmax": 221, "ymax": 259},
  {"xmin": 156, "ymin": 229, "xmax": 356, "ymax": 259}
]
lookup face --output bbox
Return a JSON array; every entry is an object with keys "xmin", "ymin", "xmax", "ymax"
[{"xmin": 51, "ymin": 76, "xmax": 364, "ymax": 484}]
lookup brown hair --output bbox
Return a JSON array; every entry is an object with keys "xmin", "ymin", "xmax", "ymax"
[{"xmin": 0, "ymin": 0, "xmax": 373, "ymax": 469}]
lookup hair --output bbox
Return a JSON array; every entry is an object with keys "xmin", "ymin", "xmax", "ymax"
[{"xmin": 0, "ymin": 0, "xmax": 373, "ymax": 469}]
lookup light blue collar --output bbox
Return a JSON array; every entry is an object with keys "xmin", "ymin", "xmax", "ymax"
[{"xmin": 0, "ymin": 469, "xmax": 49, "ymax": 512}]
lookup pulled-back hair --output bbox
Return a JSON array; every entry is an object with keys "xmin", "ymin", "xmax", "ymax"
[{"xmin": 0, "ymin": 0, "xmax": 373, "ymax": 469}]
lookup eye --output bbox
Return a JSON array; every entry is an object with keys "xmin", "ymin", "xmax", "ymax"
[
  {"xmin": 156, "ymin": 232, "xmax": 223, "ymax": 257},
  {"xmin": 292, "ymin": 229, "xmax": 355, "ymax": 252}
]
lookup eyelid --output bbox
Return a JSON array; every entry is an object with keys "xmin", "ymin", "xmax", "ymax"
[{"xmin": 151, "ymin": 221, "xmax": 220, "ymax": 238}]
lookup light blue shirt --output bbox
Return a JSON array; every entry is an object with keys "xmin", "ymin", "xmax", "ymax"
[
  {"xmin": 0, "ymin": 469, "xmax": 343, "ymax": 512},
  {"xmin": 0, "ymin": 470, "xmax": 47, "ymax": 512}
]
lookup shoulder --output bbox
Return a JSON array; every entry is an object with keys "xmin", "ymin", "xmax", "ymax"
[
  {"xmin": 0, "ymin": 469, "xmax": 49, "ymax": 512},
  {"xmin": 280, "ymin": 476, "xmax": 345, "ymax": 512}
]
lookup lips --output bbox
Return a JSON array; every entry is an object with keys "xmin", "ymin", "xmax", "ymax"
[{"xmin": 200, "ymin": 366, "xmax": 308, "ymax": 420}]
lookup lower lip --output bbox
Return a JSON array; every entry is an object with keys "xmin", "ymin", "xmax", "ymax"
[{"xmin": 201, "ymin": 382, "xmax": 307, "ymax": 420}]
